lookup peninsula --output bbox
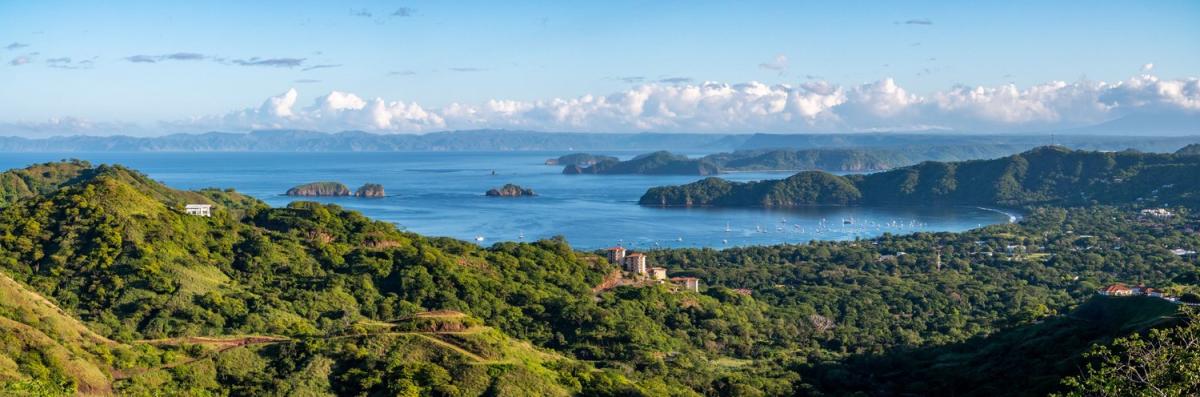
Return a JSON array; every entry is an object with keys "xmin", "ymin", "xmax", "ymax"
[{"xmin": 640, "ymin": 146, "xmax": 1200, "ymax": 208}]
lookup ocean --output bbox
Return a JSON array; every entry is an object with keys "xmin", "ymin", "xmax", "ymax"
[{"xmin": 0, "ymin": 151, "xmax": 1013, "ymax": 250}]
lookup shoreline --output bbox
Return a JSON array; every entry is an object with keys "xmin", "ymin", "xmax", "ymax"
[{"xmin": 975, "ymin": 206, "xmax": 1023, "ymax": 223}]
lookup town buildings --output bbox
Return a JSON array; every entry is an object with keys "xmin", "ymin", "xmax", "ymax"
[{"xmin": 606, "ymin": 247, "xmax": 701, "ymax": 292}]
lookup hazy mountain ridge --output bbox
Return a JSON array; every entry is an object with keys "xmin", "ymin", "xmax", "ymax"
[{"xmin": 1, "ymin": 129, "xmax": 1197, "ymax": 153}]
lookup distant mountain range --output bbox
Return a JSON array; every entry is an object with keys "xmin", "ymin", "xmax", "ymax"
[{"xmin": 0, "ymin": 128, "xmax": 1197, "ymax": 153}]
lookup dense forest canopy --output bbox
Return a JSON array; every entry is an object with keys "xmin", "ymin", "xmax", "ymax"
[{"xmin": 0, "ymin": 159, "xmax": 1196, "ymax": 395}]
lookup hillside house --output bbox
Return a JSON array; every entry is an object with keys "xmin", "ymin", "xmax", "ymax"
[
  {"xmin": 624, "ymin": 253, "xmax": 647, "ymax": 275},
  {"xmin": 670, "ymin": 277, "xmax": 700, "ymax": 292},
  {"xmin": 1141, "ymin": 208, "xmax": 1174, "ymax": 218},
  {"xmin": 184, "ymin": 204, "xmax": 212, "ymax": 217},
  {"xmin": 606, "ymin": 246, "xmax": 626, "ymax": 264},
  {"xmin": 649, "ymin": 266, "xmax": 667, "ymax": 281},
  {"xmin": 1099, "ymin": 283, "xmax": 1134, "ymax": 296}
]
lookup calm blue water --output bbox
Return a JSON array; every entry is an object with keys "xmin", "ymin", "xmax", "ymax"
[{"xmin": 0, "ymin": 152, "xmax": 1013, "ymax": 250}]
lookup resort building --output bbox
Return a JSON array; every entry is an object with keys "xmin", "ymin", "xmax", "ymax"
[
  {"xmin": 670, "ymin": 277, "xmax": 701, "ymax": 292},
  {"xmin": 624, "ymin": 253, "xmax": 647, "ymax": 275},
  {"xmin": 1140, "ymin": 208, "xmax": 1174, "ymax": 218},
  {"xmin": 184, "ymin": 204, "xmax": 212, "ymax": 217},
  {"xmin": 648, "ymin": 267, "xmax": 667, "ymax": 281},
  {"xmin": 1099, "ymin": 283, "xmax": 1134, "ymax": 296},
  {"xmin": 606, "ymin": 246, "xmax": 627, "ymax": 264}
]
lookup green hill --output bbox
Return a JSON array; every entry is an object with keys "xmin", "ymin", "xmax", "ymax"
[
  {"xmin": 641, "ymin": 146, "xmax": 1200, "ymax": 208},
  {"xmin": 2, "ymin": 160, "xmax": 1197, "ymax": 395},
  {"xmin": 563, "ymin": 151, "xmax": 720, "ymax": 175},
  {"xmin": 0, "ymin": 161, "xmax": 771, "ymax": 395},
  {"xmin": 0, "ymin": 159, "xmax": 94, "ymax": 208},
  {"xmin": 806, "ymin": 296, "xmax": 1184, "ymax": 396}
]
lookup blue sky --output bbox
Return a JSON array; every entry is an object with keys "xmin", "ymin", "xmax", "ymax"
[{"xmin": 1, "ymin": 1, "xmax": 1198, "ymax": 135}]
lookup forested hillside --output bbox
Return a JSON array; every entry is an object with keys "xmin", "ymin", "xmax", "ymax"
[
  {"xmin": 0, "ymin": 161, "xmax": 1197, "ymax": 395},
  {"xmin": 642, "ymin": 146, "xmax": 1200, "ymax": 208}
]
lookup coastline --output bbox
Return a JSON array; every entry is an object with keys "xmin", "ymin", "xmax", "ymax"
[{"xmin": 975, "ymin": 206, "xmax": 1023, "ymax": 223}]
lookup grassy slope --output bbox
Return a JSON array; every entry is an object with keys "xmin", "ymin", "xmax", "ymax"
[
  {"xmin": 0, "ymin": 272, "xmax": 115, "ymax": 396},
  {"xmin": 0, "ymin": 162, "xmax": 626, "ymax": 395}
]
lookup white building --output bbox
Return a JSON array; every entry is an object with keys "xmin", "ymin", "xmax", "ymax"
[
  {"xmin": 1170, "ymin": 248, "xmax": 1196, "ymax": 256},
  {"xmin": 648, "ymin": 267, "xmax": 668, "ymax": 281},
  {"xmin": 606, "ymin": 246, "xmax": 627, "ymax": 264},
  {"xmin": 185, "ymin": 204, "xmax": 212, "ymax": 217},
  {"xmin": 624, "ymin": 253, "xmax": 647, "ymax": 275},
  {"xmin": 1140, "ymin": 208, "xmax": 1174, "ymax": 218}
]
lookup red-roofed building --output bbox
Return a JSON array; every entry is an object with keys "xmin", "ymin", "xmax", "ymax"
[
  {"xmin": 1100, "ymin": 283, "xmax": 1134, "ymax": 296},
  {"xmin": 606, "ymin": 246, "xmax": 626, "ymax": 264}
]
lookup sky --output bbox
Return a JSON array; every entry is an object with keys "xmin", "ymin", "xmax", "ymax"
[{"xmin": 0, "ymin": 0, "xmax": 1198, "ymax": 136}]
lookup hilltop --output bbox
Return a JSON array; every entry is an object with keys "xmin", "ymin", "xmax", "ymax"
[
  {"xmin": 642, "ymin": 146, "xmax": 1200, "ymax": 208},
  {"xmin": 563, "ymin": 151, "xmax": 720, "ymax": 175}
]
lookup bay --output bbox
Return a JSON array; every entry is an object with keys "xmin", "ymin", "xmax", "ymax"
[{"xmin": 0, "ymin": 152, "xmax": 1014, "ymax": 250}]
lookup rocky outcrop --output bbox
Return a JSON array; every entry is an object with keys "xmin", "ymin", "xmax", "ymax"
[
  {"xmin": 286, "ymin": 182, "xmax": 352, "ymax": 196},
  {"xmin": 355, "ymin": 183, "xmax": 386, "ymax": 198},
  {"xmin": 486, "ymin": 184, "xmax": 536, "ymax": 197}
]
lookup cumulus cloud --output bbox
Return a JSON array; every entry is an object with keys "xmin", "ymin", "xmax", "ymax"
[
  {"xmin": 26, "ymin": 72, "xmax": 1200, "ymax": 135},
  {"xmin": 9, "ymin": 55, "xmax": 31, "ymax": 66},
  {"xmin": 5, "ymin": 42, "xmax": 29, "ymax": 50}
]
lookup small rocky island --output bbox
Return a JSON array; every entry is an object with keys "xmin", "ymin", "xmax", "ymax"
[
  {"xmin": 486, "ymin": 184, "xmax": 536, "ymax": 197},
  {"xmin": 286, "ymin": 182, "xmax": 351, "ymax": 196},
  {"xmin": 287, "ymin": 182, "xmax": 386, "ymax": 197},
  {"xmin": 355, "ymin": 183, "xmax": 386, "ymax": 198}
]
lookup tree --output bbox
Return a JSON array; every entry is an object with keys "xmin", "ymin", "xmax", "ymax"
[{"xmin": 1057, "ymin": 309, "xmax": 1200, "ymax": 397}]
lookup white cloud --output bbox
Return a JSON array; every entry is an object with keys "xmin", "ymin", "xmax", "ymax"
[{"xmin": 11, "ymin": 72, "xmax": 1200, "ymax": 136}]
